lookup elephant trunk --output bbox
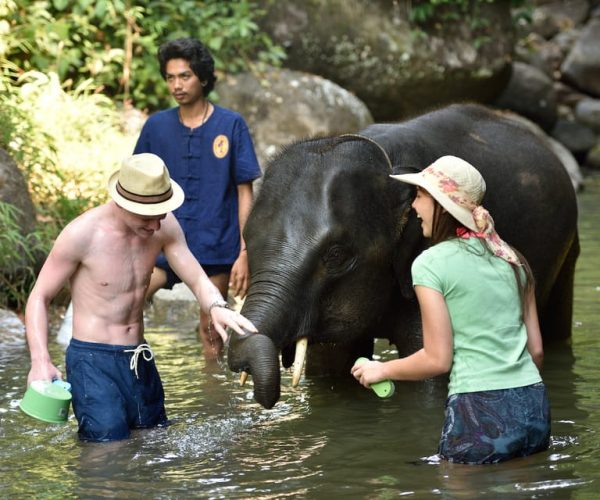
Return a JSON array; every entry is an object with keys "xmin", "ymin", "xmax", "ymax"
[{"xmin": 227, "ymin": 329, "xmax": 280, "ymax": 409}]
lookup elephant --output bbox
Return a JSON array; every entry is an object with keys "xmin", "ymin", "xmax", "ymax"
[{"xmin": 227, "ymin": 103, "xmax": 579, "ymax": 409}]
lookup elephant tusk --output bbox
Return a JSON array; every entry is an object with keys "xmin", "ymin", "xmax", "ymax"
[
  {"xmin": 240, "ymin": 371, "xmax": 249, "ymax": 386},
  {"xmin": 292, "ymin": 337, "xmax": 308, "ymax": 387}
]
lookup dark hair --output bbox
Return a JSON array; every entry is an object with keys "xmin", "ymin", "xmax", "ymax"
[
  {"xmin": 430, "ymin": 200, "xmax": 461, "ymax": 247},
  {"xmin": 157, "ymin": 38, "xmax": 217, "ymax": 96},
  {"xmin": 427, "ymin": 191, "xmax": 535, "ymax": 319}
]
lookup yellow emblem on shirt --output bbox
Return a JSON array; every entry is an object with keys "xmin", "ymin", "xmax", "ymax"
[{"xmin": 213, "ymin": 135, "xmax": 229, "ymax": 159}]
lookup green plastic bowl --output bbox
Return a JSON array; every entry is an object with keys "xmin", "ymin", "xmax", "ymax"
[{"xmin": 20, "ymin": 380, "xmax": 72, "ymax": 424}]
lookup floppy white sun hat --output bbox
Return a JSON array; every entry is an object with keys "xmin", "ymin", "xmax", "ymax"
[
  {"xmin": 389, "ymin": 155, "xmax": 486, "ymax": 232},
  {"xmin": 108, "ymin": 153, "xmax": 184, "ymax": 216}
]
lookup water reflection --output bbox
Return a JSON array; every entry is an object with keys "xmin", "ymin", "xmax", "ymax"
[{"xmin": 1, "ymin": 174, "xmax": 599, "ymax": 497}]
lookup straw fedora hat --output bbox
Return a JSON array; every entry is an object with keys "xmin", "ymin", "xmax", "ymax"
[
  {"xmin": 390, "ymin": 155, "xmax": 486, "ymax": 231},
  {"xmin": 108, "ymin": 153, "xmax": 184, "ymax": 216}
]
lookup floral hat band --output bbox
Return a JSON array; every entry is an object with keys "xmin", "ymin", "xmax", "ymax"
[{"xmin": 390, "ymin": 155, "xmax": 522, "ymax": 266}]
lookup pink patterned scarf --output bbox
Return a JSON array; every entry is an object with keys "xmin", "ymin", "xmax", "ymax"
[{"xmin": 456, "ymin": 206, "xmax": 522, "ymax": 265}]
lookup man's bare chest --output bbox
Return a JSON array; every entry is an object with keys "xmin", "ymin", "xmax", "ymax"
[{"xmin": 82, "ymin": 237, "xmax": 161, "ymax": 291}]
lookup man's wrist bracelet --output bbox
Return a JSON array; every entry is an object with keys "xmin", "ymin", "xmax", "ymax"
[{"xmin": 208, "ymin": 299, "xmax": 231, "ymax": 314}]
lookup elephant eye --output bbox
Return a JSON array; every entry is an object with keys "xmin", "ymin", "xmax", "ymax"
[{"xmin": 322, "ymin": 245, "xmax": 355, "ymax": 274}]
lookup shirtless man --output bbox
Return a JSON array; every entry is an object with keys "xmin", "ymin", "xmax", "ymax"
[{"xmin": 25, "ymin": 153, "xmax": 257, "ymax": 442}]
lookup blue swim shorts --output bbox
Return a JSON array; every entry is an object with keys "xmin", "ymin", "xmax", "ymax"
[
  {"xmin": 66, "ymin": 338, "xmax": 168, "ymax": 442},
  {"xmin": 438, "ymin": 382, "xmax": 551, "ymax": 464}
]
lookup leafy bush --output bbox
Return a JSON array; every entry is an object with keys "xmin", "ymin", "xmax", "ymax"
[
  {"xmin": 0, "ymin": 1, "xmax": 286, "ymax": 310},
  {"xmin": 2, "ymin": 69, "xmax": 136, "ymax": 221},
  {"xmin": 0, "ymin": 67, "xmax": 136, "ymax": 310},
  {"xmin": 409, "ymin": 0, "xmax": 528, "ymax": 25},
  {"xmin": 0, "ymin": 202, "xmax": 55, "ymax": 311},
  {"xmin": 0, "ymin": 62, "xmax": 133, "ymax": 307},
  {"xmin": 1, "ymin": 0, "xmax": 285, "ymax": 111}
]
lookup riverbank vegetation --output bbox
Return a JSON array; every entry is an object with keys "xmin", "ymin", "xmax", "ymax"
[
  {"xmin": 0, "ymin": 0, "xmax": 284, "ymax": 309},
  {"xmin": 0, "ymin": 0, "xmax": 527, "ymax": 310}
]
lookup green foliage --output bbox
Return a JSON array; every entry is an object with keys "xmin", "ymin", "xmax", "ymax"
[
  {"xmin": 1, "ymin": 68, "xmax": 134, "ymax": 223},
  {"xmin": 408, "ymin": 0, "xmax": 495, "ymax": 23},
  {"xmin": 0, "ymin": 66, "xmax": 137, "ymax": 309},
  {"xmin": 408, "ymin": 0, "xmax": 521, "ymax": 25},
  {"xmin": 511, "ymin": 2, "xmax": 533, "ymax": 26},
  {"xmin": 0, "ymin": 2, "xmax": 285, "ymax": 310},
  {"xmin": 0, "ymin": 0, "xmax": 285, "ymax": 111},
  {"xmin": 0, "ymin": 202, "xmax": 55, "ymax": 311},
  {"xmin": 0, "ymin": 60, "xmax": 54, "ymax": 171}
]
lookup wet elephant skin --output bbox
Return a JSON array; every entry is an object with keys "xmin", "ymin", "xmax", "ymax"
[{"xmin": 228, "ymin": 103, "xmax": 579, "ymax": 409}]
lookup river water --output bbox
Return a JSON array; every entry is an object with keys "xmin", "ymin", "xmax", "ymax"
[{"xmin": 0, "ymin": 172, "xmax": 599, "ymax": 498}]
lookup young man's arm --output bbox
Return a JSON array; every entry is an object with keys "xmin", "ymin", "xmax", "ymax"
[
  {"xmin": 161, "ymin": 214, "xmax": 257, "ymax": 342},
  {"xmin": 25, "ymin": 224, "xmax": 82, "ymax": 384}
]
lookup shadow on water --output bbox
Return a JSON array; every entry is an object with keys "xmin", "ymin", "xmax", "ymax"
[{"xmin": 1, "ymin": 173, "xmax": 599, "ymax": 497}]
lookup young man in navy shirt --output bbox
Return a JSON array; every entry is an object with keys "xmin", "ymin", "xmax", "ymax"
[{"xmin": 134, "ymin": 37, "xmax": 261, "ymax": 359}]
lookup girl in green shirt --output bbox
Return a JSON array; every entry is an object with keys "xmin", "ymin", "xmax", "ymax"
[{"xmin": 351, "ymin": 155, "xmax": 550, "ymax": 464}]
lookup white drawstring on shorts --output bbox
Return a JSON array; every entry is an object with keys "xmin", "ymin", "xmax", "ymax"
[{"xmin": 124, "ymin": 343, "xmax": 154, "ymax": 379}]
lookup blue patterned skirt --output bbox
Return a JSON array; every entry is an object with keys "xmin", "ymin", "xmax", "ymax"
[{"xmin": 438, "ymin": 382, "xmax": 551, "ymax": 464}]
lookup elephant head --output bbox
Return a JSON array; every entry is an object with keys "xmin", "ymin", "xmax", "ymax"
[
  {"xmin": 227, "ymin": 135, "xmax": 417, "ymax": 408},
  {"xmin": 227, "ymin": 103, "xmax": 579, "ymax": 409}
]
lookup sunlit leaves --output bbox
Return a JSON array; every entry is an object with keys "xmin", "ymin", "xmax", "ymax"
[{"xmin": 1, "ymin": 0, "xmax": 285, "ymax": 110}]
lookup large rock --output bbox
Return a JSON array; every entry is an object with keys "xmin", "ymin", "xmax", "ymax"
[
  {"xmin": 150, "ymin": 283, "xmax": 200, "ymax": 324},
  {"xmin": 0, "ymin": 147, "xmax": 36, "ymax": 236},
  {"xmin": 529, "ymin": 0, "xmax": 589, "ymax": 39},
  {"xmin": 551, "ymin": 118, "xmax": 597, "ymax": 156},
  {"xmin": 256, "ymin": 0, "xmax": 514, "ymax": 121},
  {"xmin": 561, "ymin": 17, "xmax": 600, "ymax": 96},
  {"xmin": 494, "ymin": 62, "xmax": 558, "ymax": 130},
  {"xmin": 0, "ymin": 148, "xmax": 40, "ymax": 281},
  {"xmin": 215, "ymin": 68, "xmax": 373, "ymax": 167},
  {"xmin": 149, "ymin": 283, "xmax": 244, "ymax": 325},
  {"xmin": 586, "ymin": 142, "xmax": 600, "ymax": 169},
  {"xmin": 515, "ymin": 33, "xmax": 565, "ymax": 79},
  {"xmin": 575, "ymin": 98, "xmax": 600, "ymax": 131},
  {"xmin": 554, "ymin": 80, "xmax": 590, "ymax": 115},
  {"xmin": 0, "ymin": 308, "xmax": 26, "ymax": 353}
]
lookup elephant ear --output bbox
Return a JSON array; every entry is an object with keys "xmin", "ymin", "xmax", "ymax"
[
  {"xmin": 391, "ymin": 165, "xmax": 421, "ymax": 176},
  {"xmin": 387, "ymin": 172, "xmax": 428, "ymax": 300},
  {"xmin": 393, "ymin": 212, "xmax": 429, "ymax": 299}
]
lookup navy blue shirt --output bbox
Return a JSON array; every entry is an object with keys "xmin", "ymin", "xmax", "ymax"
[{"xmin": 134, "ymin": 105, "xmax": 261, "ymax": 265}]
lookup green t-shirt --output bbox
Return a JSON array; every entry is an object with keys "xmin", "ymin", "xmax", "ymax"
[{"xmin": 411, "ymin": 238, "xmax": 541, "ymax": 396}]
